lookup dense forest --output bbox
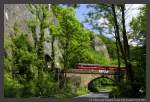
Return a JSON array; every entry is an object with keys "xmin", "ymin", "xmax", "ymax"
[{"xmin": 4, "ymin": 4, "xmax": 146, "ymax": 99}]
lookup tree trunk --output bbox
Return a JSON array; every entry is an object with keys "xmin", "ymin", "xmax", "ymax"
[
  {"xmin": 37, "ymin": 16, "xmax": 45, "ymax": 96},
  {"xmin": 121, "ymin": 5, "xmax": 130, "ymax": 58},
  {"xmin": 51, "ymin": 35, "xmax": 55, "ymax": 69},
  {"xmin": 111, "ymin": 4, "xmax": 123, "ymax": 82},
  {"xmin": 120, "ymin": 5, "xmax": 134, "ymax": 82},
  {"xmin": 111, "ymin": 5, "xmax": 125, "ymax": 60},
  {"xmin": 114, "ymin": 27, "xmax": 121, "ymax": 82}
]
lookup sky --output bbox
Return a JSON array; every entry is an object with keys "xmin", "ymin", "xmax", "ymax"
[{"xmin": 75, "ymin": 4, "xmax": 144, "ymax": 39}]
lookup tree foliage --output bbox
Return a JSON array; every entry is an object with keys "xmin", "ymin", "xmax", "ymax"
[{"xmin": 4, "ymin": 4, "xmax": 146, "ymax": 98}]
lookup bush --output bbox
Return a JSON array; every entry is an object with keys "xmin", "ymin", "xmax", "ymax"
[
  {"xmin": 19, "ymin": 80, "xmax": 38, "ymax": 98},
  {"xmin": 4, "ymin": 73, "xmax": 23, "ymax": 97},
  {"xmin": 110, "ymin": 81, "xmax": 133, "ymax": 98},
  {"xmin": 83, "ymin": 49, "xmax": 110, "ymax": 65},
  {"xmin": 76, "ymin": 87, "xmax": 89, "ymax": 96},
  {"xmin": 34, "ymin": 72, "xmax": 60, "ymax": 97}
]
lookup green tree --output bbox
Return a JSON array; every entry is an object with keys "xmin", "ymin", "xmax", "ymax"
[
  {"xmin": 28, "ymin": 4, "xmax": 52, "ymax": 95},
  {"xmin": 129, "ymin": 5, "xmax": 147, "ymax": 97},
  {"xmin": 130, "ymin": 5, "xmax": 147, "ymax": 46}
]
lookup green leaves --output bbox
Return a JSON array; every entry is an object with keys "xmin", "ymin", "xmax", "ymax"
[
  {"xmin": 4, "ymin": 73, "xmax": 24, "ymax": 97},
  {"xmin": 88, "ymin": 78, "xmax": 116, "ymax": 92},
  {"xmin": 51, "ymin": 5, "xmax": 91, "ymax": 69},
  {"xmin": 28, "ymin": 15, "xmax": 40, "ymax": 25},
  {"xmin": 6, "ymin": 4, "xmax": 144, "ymax": 98},
  {"xmin": 129, "ymin": 5, "xmax": 147, "ymax": 46}
]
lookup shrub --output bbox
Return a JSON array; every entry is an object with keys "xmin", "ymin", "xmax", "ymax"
[
  {"xmin": 76, "ymin": 87, "xmax": 89, "ymax": 96},
  {"xmin": 20, "ymin": 80, "xmax": 38, "ymax": 98},
  {"xmin": 110, "ymin": 81, "xmax": 133, "ymax": 98},
  {"xmin": 4, "ymin": 73, "xmax": 23, "ymax": 97}
]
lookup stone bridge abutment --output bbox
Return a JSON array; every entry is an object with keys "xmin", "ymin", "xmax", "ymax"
[{"xmin": 66, "ymin": 73, "xmax": 122, "ymax": 88}]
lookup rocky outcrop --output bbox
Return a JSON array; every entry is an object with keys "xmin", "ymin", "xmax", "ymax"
[
  {"xmin": 4, "ymin": 4, "xmax": 110, "ymax": 69},
  {"xmin": 4, "ymin": 4, "xmax": 62, "ymax": 69},
  {"xmin": 93, "ymin": 35, "xmax": 110, "ymax": 59},
  {"xmin": 4, "ymin": 4, "xmax": 32, "ymax": 37}
]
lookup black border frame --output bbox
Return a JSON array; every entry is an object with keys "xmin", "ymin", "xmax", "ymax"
[{"xmin": 0, "ymin": 0, "xmax": 149, "ymax": 102}]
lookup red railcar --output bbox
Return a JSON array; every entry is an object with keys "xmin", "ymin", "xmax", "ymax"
[{"xmin": 75, "ymin": 63, "xmax": 127, "ymax": 73}]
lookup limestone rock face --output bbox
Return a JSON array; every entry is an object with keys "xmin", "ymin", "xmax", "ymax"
[
  {"xmin": 4, "ymin": 4, "xmax": 110, "ymax": 69},
  {"xmin": 4, "ymin": 4, "xmax": 62, "ymax": 69},
  {"xmin": 93, "ymin": 36, "xmax": 110, "ymax": 59},
  {"xmin": 4, "ymin": 4, "xmax": 32, "ymax": 36}
]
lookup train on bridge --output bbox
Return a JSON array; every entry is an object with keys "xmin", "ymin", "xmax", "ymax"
[{"xmin": 75, "ymin": 63, "xmax": 127, "ymax": 74}]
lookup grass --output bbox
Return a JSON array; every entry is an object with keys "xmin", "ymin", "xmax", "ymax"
[
  {"xmin": 76, "ymin": 87, "xmax": 89, "ymax": 96},
  {"xmin": 97, "ymin": 85, "xmax": 117, "ymax": 92}
]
